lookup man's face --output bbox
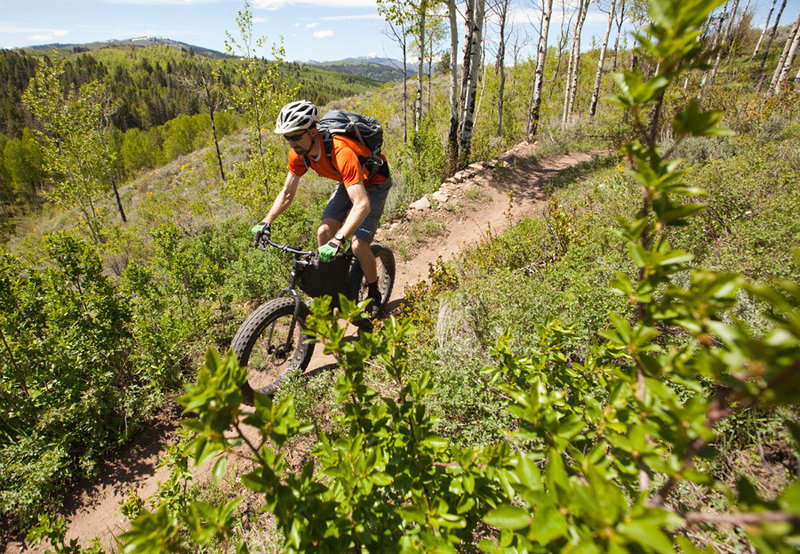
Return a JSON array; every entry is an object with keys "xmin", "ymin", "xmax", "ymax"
[{"xmin": 285, "ymin": 128, "xmax": 315, "ymax": 156}]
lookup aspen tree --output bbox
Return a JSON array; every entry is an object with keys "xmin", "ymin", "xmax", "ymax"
[
  {"xmin": 612, "ymin": 0, "xmax": 626, "ymax": 72},
  {"xmin": 446, "ymin": 0, "xmax": 459, "ymax": 168},
  {"xmin": 490, "ymin": 0, "xmax": 512, "ymax": 136},
  {"xmin": 527, "ymin": 0, "xmax": 554, "ymax": 139},
  {"xmin": 699, "ymin": 4, "xmax": 728, "ymax": 98},
  {"xmin": 753, "ymin": 0, "xmax": 778, "ymax": 59},
  {"xmin": 707, "ymin": 0, "xmax": 739, "ymax": 90},
  {"xmin": 23, "ymin": 55, "xmax": 123, "ymax": 244},
  {"xmin": 563, "ymin": 0, "xmax": 590, "ymax": 124},
  {"xmin": 384, "ymin": 18, "xmax": 410, "ymax": 143},
  {"xmin": 458, "ymin": 0, "xmax": 486, "ymax": 165},
  {"xmin": 769, "ymin": 8, "xmax": 800, "ymax": 95},
  {"xmin": 756, "ymin": 0, "xmax": 788, "ymax": 89},
  {"xmin": 590, "ymin": 0, "xmax": 619, "ymax": 117}
]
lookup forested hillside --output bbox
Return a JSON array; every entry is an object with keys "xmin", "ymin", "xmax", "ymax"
[
  {"xmin": 2, "ymin": 0, "xmax": 800, "ymax": 551},
  {"xmin": 0, "ymin": 45, "xmax": 381, "ymax": 227},
  {"xmin": 311, "ymin": 60, "xmax": 405, "ymax": 82}
]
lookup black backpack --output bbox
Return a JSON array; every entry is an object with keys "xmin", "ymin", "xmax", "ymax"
[{"xmin": 303, "ymin": 110, "xmax": 388, "ymax": 180}]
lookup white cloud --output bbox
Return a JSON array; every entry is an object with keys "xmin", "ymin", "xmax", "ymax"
[
  {"xmin": 319, "ymin": 13, "xmax": 381, "ymax": 21},
  {"xmin": 0, "ymin": 24, "xmax": 68, "ymax": 37},
  {"xmin": 313, "ymin": 30, "xmax": 334, "ymax": 39},
  {"xmin": 304, "ymin": 22, "xmax": 319, "ymax": 30},
  {"xmin": 103, "ymin": 0, "xmax": 220, "ymax": 4},
  {"xmin": 29, "ymin": 33, "xmax": 67, "ymax": 41},
  {"xmin": 254, "ymin": 0, "xmax": 376, "ymax": 9},
  {"xmin": 506, "ymin": 5, "xmax": 613, "ymax": 26},
  {"xmin": 506, "ymin": 7, "xmax": 543, "ymax": 27},
  {"xmin": 253, "ymin": 16, "xmax": 267, "ymax": 23}
]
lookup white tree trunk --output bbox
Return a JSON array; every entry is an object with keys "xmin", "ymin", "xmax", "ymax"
[
  {"xmin": 563, "ymin": 0, "xmax": 589, "ymax": 124},
  {"xmin": 723, "ymin": 0, "xmax": 740, "ymax": 43},
  {"xmin": 590, "ymin": 0, "xmax": 618, "ymax": 117},
  {"xmin": 386, "ymin": 20, "xmax": 409, "ymax": 143},
  {"xmin": 757, "ymin": 0, "xmax": 788, "ymax": 86},
  {"xmin": 753, "ymin": 0, "xmax": 778, "ymax": 59},
  {"xmin": 699, "ymin": 4, "xmax": 728, "ymax": 98},
  {"xmin": 415, "ymin": 3, "xmax": 427, "ymax": 132},
  {"xmin": 770, "ymin": 8, "xmax": 800, "ymax": 94},
  {"xmin": 473, "ymin": 34, "xmax": 489, "ymax": 132},
  {"xmin": 458, "ymin": 0, "xmax": 485, "ymax": 163},
  {"xmin": 527, "ymin": 0, "xmax": 553, "ymax": 139},
  {"xmin": 447, "ymin": 0, "xmax": 459, "ymax": 164},
  {"xmin": 493, "ymin": 0, "xmax": 511, "ymax": 136},
  {"xmin": 612, "ymin": 0, "xmax": 626, "ymax": 72},
  {"xmin": 708, "ymin": 0, "xmax": 739, "ymax": 89}
]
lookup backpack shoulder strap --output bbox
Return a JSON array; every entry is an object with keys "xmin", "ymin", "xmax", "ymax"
[{"xmin": 303, "ymin": 129, "xmax": 336, "ymax": 171}]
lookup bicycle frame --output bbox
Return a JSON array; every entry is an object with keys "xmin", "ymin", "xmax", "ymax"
[{"xmin": 261, "ymin": 238, "xmax": 355, "ymax": 358}]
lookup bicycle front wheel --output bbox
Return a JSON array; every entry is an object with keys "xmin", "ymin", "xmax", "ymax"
[{"xmin": 231, "ymin": 297, "xmax": 314, "ymax": 404}]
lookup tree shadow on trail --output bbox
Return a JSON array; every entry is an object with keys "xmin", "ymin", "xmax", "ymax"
[
  {"xmin": 538, "ymin": 153, "xmax": 619, "ymax": 195},
  {"xmin": 62, "ymin": 402, "xmax": 183, "ymax": 512}
]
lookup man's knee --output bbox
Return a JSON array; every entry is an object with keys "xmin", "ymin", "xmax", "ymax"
[
  {"xmin": 318, "ymin": 220, "xmax": 339, "ymax": 245},
  {"xmin": 352, "ymin": 237, "xmax": 373, "ymax": 258}
]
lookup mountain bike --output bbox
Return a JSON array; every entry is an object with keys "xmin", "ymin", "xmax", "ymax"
[{"xmin": 231, "ymin": 237, "xmax": 395, "ymax": 404}]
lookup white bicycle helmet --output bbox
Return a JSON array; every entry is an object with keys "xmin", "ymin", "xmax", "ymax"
[{"xmin": 274, "ymin": 100, "xmax": 319, "ymax": 134}]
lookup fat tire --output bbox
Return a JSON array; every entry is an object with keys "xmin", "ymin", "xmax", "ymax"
[
  {"xmin": 346, "ymin": 243, "xmax": 396, "ymax": 315},
  {"xmin": 231, "ymin": 297, "xmax": 314, "ymax": 405}
]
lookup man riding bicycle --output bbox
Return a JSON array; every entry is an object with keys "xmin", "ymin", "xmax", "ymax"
[{"xmin": 252, "ymin": 100, "xmax": 392, "ymax": 318}]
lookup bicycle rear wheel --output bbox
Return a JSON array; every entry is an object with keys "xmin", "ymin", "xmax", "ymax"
[
  {"xmin": 346, "ymin": 243, "xmax": 396, "ymax": 316},
  {"xmin": 231, "ymin": 297, "xmax": 314, "ymax": 405}
]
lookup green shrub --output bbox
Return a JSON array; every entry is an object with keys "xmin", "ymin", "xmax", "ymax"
[
  {"xmin": 669, "ymin": 136, "xmax": 737, "ymax": 164},
  {"xmin": 0, "ymin": 233, "xmax": 143, "ymax": 528},
  {"xmin": 121, "ymin": 2, "xmax": 800, "ymax": 551}
]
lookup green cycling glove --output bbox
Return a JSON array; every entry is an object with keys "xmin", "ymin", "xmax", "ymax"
[
  {"xmin": 318, "ymin": 240, "xmax": 340, "ymax": 262},
  {"xmin": 251, "ymin": 221, "xmax": 270, "ymax": 247}
]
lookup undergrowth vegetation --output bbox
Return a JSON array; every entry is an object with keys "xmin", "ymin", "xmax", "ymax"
[
  {"xmin": 110, "ymin": 0, "xmax": 800, "ymax": 552},
  {"xmin": 2, "ymin": 0, "xmax": 799, "ymax": 549}
]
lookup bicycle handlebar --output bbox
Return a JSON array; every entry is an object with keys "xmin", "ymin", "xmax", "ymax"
[
  {"xmin": 259, "ymin": 235, "xmax": 317, "ymax": 256},
  {"xmin": 261, "ymin": 238, "xmax": 315, "ymax": 257}
]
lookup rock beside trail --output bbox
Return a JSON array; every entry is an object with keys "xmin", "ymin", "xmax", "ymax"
[
  {"xmin": 389, "ymin": 141, "xmax": 540, "ymax": 226},
  {"xmin": 431, "ymin": 190, "xmax": 449, "ymax": 203},
  {"xmin": 409, "ymin": 196, "xmax": 431, "ymax": 210}
]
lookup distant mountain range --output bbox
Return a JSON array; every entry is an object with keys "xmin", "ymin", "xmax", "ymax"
[
  {"xmin": 24, "ymin": 38, "xmax": 414, "ymax": 82},
  {"xmin": 306, "ymin": 57, "xmax": 405, "ymax": 83},
  {"xmin": 26, "ymin": 36, "xmax": 229, "ymax": 59}
]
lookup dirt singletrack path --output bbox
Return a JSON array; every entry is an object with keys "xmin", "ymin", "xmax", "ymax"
[{"xmin": 5, "ymin": 143, "xmax": 605, "ymax": 553}]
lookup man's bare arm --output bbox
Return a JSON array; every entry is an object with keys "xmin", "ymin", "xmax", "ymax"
[
  {"xmin": 334, "ymin": 182, "xmax": 370, "ymax": 243},
  {"xmin": 262, "ymin": 172, "xmax": 302, "ymax": 223}
]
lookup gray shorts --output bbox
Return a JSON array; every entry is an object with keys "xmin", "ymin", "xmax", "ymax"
[{"xmin": 321, "ymin": 179, "xmax": 392, "ymax": 242}]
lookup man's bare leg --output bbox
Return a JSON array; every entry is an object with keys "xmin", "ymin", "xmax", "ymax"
[{"xmin": 318, "ymin": 219, "xmax": 377, "ymax": 283}]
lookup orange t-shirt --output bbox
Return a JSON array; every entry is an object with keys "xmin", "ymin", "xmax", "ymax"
[{"xmin": 288, "ymin": 134, "xmax": 388, "ymax": 187}]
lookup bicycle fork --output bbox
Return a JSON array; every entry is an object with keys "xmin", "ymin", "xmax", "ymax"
[{"xmin": 273, "ymin": 287, "xmax": 304, "ymax": 362}]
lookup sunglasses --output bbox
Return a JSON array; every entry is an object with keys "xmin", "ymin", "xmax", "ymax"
[{"xmin": 284, "ymin": 131, "xmax": 307, "ymax": 142}]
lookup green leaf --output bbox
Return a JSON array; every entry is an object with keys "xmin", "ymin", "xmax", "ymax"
[
  {"xmin": 212, "ymin": 456, "xmax": 227, "ymax": 484},
  {"xmin": 530, "ymin": 504, "xmax": 568, "ymax": 544},
  {"xmin": 516, "ymin": 454, "xmax": 543, "ymax": 492},
  {"xmin": 398, "ymin": 508, "xmax": 426, "ymax": 525},
  {"xmin": 617, "ymin": 521, "xmax": 673, "ymax": 554},
  {"xmin": 673, "ymin": 100, "xmax": 733, "ymax": 138},
  {"xmin": 555, "ymin": 417, "xmax": 585, "ymax": 440},
  {"xmin": 371, "ymin": 472, "xmax": 393, "ymax": 486},
  {"xmin": 545, "ymin": 450, "xmax": 570, "ymax": 502},
  {"xmin": 484, "ymin": 505, "xmax": 532, "ymax": 530},
  {"xmin": 778, "ymin": 481, "xmax": 800, "ymax": 515}
]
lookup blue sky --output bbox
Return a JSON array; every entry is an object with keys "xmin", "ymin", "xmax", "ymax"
[{"xmin": 1, "ymin": 0, "xmax": 798, "ymax": 63}]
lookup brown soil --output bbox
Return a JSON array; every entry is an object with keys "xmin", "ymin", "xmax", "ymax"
[{"xmin": 3, "ymin": 142, "xmax": 604, "ymax": 553}]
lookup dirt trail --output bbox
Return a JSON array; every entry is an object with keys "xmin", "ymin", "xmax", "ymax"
[{"xmin": 4, "ymin": 142, "xmax": 603, "ymax": 553}]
